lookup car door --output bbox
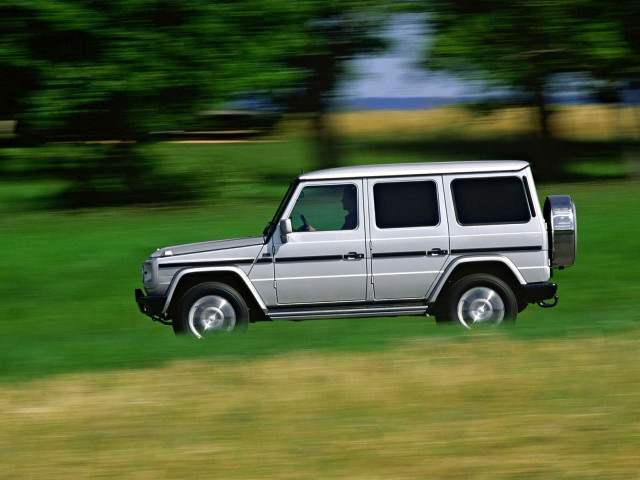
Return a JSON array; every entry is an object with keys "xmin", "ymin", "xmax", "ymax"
[
  {"xmin": 273, "ymin": 180, "xmax": 368, "ymax": 304},
  {"xmin": 367, "ymin": 176, "xmax": 449, "ymax": 300}
]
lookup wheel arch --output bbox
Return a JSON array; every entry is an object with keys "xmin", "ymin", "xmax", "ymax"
[
  {"xmin": 163, "ymin": 267, "xmax": 268, "ymax": 323},
  {"xmin": 429, "ymin": 257, "xmax": 527, "ymax": 312}
]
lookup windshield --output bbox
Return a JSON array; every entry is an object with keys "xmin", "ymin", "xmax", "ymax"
[{"xmin": 263, "ymin": 179, "xmax": 298, "ymax": 239}]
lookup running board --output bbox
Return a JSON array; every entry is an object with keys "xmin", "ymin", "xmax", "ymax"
[{"xmin": 266, "ymin": 304, "xmax": 430, "ymax": 321}]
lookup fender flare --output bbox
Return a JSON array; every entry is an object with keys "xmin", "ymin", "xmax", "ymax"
[
  {"xmin": 426, "ymin": 255, "xmax": 526, "ymax": 304},
  {"xmin": 161, "ymin": 266, "xmax": 268, "ymax": 314}
]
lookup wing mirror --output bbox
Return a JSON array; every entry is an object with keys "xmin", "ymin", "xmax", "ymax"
[{"xmin": 279, "ymin": 218, "xmax": 292, "ymax": 243}]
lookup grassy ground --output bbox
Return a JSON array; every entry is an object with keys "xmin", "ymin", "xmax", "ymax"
[
  {"xmin": 2, "ymin": 334, "xmax": 639, "ymax": 479},
  {"xmin": 1, "ymin": 122, "xmax": 639, "ymax": 477}
]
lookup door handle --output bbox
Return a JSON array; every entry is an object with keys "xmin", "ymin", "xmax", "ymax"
[
  {"xmin": 344, "ymin": 252, "xmax": 365, "ymax": 260},
  {"xmin": 427, "ymin": 248, "xmax": 448, "ymax": 256}
]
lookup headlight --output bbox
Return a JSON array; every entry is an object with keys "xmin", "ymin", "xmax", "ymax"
[{"xmin": 142, "ymin": 259, "xmax": 157, "ymax": 288}]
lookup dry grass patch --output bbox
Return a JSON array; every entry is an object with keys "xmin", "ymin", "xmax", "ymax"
[
  {"xmin": 315, "ymin": 105, "xmax": 640, "ymax": 141},
  {"xmin": 2, "ymin": 332, "xmax": 639, "ymax": 479}
]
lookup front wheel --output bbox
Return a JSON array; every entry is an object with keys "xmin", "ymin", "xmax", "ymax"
[
  {"xmin": 174, "ymin": 282, "xmax": 249, "ymax": 338},
  {"xmin": 447, "ymin": 274, "xmax": 517, "ymax": 329}
]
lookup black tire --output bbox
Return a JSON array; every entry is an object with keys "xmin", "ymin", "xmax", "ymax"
[
  {"xmin": 173, "ymin": 282, "xmax": 249, "ymax": 337},
  {"xmin": 446, "ymin": 274, "xmax": 517, "ymax": 329}
]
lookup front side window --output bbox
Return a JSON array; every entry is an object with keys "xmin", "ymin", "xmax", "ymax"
[
  {"xmin": 290, "ymin": 184, "xmax": 358, "ymax": 232},
  {"xmin": 373, "ymin": 181, "xmax": 439, "ymax": 229},
  {"xmin": 452, "ymin": 176, "xmax": 531, "ymax": 225}
]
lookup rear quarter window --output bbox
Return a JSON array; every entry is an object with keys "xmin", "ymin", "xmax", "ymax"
[{"xmin": 452, "ymin": 176, "xmax": 531, "ymax": 225}]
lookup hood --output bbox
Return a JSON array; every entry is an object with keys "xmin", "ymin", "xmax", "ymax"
[{"xmin": 151, "ymin": 236, "xmax": 264, "ymax": 258}]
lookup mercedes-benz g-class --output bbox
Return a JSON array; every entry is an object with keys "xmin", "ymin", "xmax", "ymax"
[{"xmin": 135, "ymin": 161, "xmax": 576, "ymax": 337}]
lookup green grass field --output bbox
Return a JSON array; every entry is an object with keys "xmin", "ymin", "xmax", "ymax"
[{"xmin": 1, "ymin": 135, "xmax": 639, "ymax": 478}]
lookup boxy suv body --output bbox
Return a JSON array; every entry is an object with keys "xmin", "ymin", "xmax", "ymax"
[{"xmin": 135, "ymin": 161, "xmax": 576, "ymax": 337}]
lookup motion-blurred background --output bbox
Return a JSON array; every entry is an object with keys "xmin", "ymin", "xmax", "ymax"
[{"xmin": 1, "ymin": 1, "xmax": 639, "ymax": 478}]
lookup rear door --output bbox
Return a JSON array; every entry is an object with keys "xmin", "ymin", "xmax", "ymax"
[{"xmin": 367, "ymin": 176, "xmax": 449, "ymax": 300}]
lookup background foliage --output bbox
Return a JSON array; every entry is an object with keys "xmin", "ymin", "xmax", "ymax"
[
  {"xmin": 3, "ymin": 1, "xmax": 640, "ymax": 181},
  {"xmin": 422, "ymin": 0, "xmax": 640, "ymax": 134}
]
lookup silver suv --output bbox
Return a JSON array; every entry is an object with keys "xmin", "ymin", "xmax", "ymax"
[{"xmin": 135, "ymin": 161, "xmax": 576, "ymax": 337}]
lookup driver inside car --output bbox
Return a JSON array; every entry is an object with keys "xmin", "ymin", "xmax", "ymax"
[{"xmin": 296, "ymin": 185, "xmax": 357, "ymax": 232}]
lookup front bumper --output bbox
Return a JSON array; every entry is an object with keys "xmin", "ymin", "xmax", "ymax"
[{"xmin": 135, "ymin": 289, "xmax": 167, "ymax": 320}]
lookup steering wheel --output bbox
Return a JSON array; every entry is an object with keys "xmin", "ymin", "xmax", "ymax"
[{"xmin": 296, "ymin": 214, "xmax": 310, "ymax": 231}]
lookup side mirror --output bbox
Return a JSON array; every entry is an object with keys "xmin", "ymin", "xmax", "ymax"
[{"xmin": 279, "ymin": 218, "xmax": 292, "ymax": 243}]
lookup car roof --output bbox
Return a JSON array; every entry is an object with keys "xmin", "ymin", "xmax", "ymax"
[{"xmin": 299, "ymin": 160, "xmax": 530, "ymax": 181}]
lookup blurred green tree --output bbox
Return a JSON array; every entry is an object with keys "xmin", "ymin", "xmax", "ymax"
[
  {"xmin": 422, "ymin": 1, "xmax": 576, "ymax": 139},
  {"xmin": 1, "ymin": 0, "xmax": 308, "ymax": 205},
  {"xmin": 276, "ymin": 1, "xmax": 388, "ymax": 168},
  {"xmin": 0, "ymin": 0, "xmax": 305, "ymax": 140},
  {"xmin": 417, "ymin": 0, "xmax": 640, "ymax": 175},
  {"xmin": 0, "ymin": 0, "xmax": 389, "ymax": 174}
]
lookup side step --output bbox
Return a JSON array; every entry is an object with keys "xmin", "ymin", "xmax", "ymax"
[{"xmin": 266, "ymin": 303, "xmax": 430, "ymax": 321}]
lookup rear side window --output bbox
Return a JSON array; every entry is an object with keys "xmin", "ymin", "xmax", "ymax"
[
  {"xmin": 452, "ymin": 177, "xmax": 531, "ymax": 225},
  {"xmin": 373, "ymin": 181, "xmax": 439, "ymax": 229}
]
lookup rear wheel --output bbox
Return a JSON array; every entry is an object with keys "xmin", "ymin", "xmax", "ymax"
[
  {"xmin": 174, "ymin": 282, "xmax": 249, "ymax": 337},
  {"xmin": 446, "ymin": 274, "xmax": 517, "ymax": 329}
]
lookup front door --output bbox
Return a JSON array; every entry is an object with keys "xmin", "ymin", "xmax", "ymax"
[{"xmin": 273, "ymin": 180, "xmax": 367, "ymax": 304}]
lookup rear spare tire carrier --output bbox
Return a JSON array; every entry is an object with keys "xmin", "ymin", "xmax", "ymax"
[{"xmin": 544, "ymin": 195, "xmax": 577, "ymax": 269}]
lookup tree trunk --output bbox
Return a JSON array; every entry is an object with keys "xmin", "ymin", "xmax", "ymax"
[
  {"xmin": 303, "ymin": 50, "xmax": 341, "ymax": 170},
  {"xmin": 531, "ymin": 83, "xmax": 560, "ymax": 179},
  {"xmin": 533, "ymin": 85, "xmax": 551, "ymax": 140},
  {"xmin": 311, "ymin": 111, "xmax": 340, "ymax": 170}
]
